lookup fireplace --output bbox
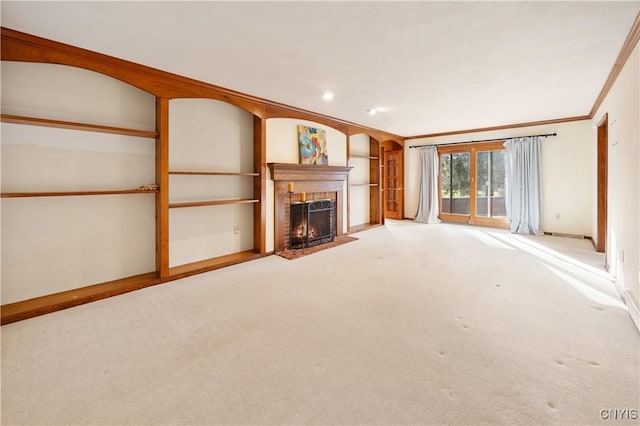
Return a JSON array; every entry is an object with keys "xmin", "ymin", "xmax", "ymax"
[
  {"xmin": 290, "ymin": 199, "xmax": 336, "ymax": 249},
  {"xmin": 268, "ymin": 163, "xmax": 352, "ymax": 253}
]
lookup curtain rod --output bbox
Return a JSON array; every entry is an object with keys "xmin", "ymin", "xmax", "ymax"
[{"xmin": 408, "ymin": 133, "xmax": 557, "ymax": 149}]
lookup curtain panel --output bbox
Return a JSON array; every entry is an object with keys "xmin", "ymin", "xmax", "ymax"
[
  {"xmin": 415, "ymin": 146, "xmax": 441, "ymax": 224},
  {"xmin": 504, "ymin": 136, "xmax": 543, "ymax": 235}
]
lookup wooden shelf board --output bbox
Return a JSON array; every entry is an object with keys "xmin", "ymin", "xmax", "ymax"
[
  {"xmin": 350, "ymin": 154, "xmax": 379, "ymax": 160},
  {"xmin": 1, "ymin": 189, "xmax": 158, "ymax": 198},
  {"xmin": 169, "ymin": 250, "xmax": 265, "ymax": 280},
  {"xmin": 169, "ymin": 198, "xmax": 259, "ymax": 208},
  {"xmin": 169, "ymin": 171, "xmax": 259, "ymax": 176},
  {"xmin": 1, "ymin": 272, "xmax": 160, "ymax": 325},
  {"xmin": 1, "ymin": 114, "xmax": 159, "ymax": 138},
  {"xmin": 348, "ymin": 222, "xmax": 383, "ymax": 234}
]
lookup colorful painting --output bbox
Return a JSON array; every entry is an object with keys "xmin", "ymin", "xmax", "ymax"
[{"xmin": 298, "ymin": 125, "xmax": 328, "ymax": 165}]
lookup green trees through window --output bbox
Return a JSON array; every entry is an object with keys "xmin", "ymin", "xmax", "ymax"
[
  {"xmin": 440, "ymin": 152, "xmax": 470, "ymax": 214},
  {"xmin": 476, "ymin": 151, "xmax": 506, "ymax": 217},
  {"xmin": 439, "ymin": 149, "xmax": 506, "ymax": 218}
]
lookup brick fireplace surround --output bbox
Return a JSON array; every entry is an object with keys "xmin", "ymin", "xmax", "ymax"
[{"xmin": 268, "ymin": 163, "xmax": 352, "ymax": 252}]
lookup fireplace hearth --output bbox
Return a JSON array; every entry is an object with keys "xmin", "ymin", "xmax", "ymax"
[{"xmin": 290, "ymin": 199, "xmax": 336, "ymax": 249}]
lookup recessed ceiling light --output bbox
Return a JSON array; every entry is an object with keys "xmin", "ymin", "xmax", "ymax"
[
  {"xmin": 322, "ymin": 92, "xmax": 334, "ymax": 101},
  {"xmin": 367, "ymin": 108, "xmax": 377, "ymax": 116}
]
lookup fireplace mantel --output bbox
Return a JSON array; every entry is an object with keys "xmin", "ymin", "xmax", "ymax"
[
  {"xmin": 268, "ymin": 163, "xmax": 352, "ymax": 252},
  {"xmin": 268, "ymin": 163, "xmax": 352, "ymax": 182}
]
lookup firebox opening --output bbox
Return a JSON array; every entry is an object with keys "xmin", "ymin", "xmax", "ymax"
[{"xmin": 289, "ymin": 199, "xmax": 336, "ymax": 249}]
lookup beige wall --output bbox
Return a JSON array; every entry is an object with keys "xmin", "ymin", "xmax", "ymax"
[
  {"xmin": 404, "ymin": 120, "xmax": 594, "ymax": 236},
  {"xmin": 593, "ymin": 43, "xmax": 639, "ymax": 327}
]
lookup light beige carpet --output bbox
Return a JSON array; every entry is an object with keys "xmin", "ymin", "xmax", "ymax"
[{"xmin": 2, "ymin": 220, "xmax": 638, "ymax": 425}]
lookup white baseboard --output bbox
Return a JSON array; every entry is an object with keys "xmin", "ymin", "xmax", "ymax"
[
  {"xmin": 613, "ymin": 277, "xmax": 640, "ymax": 332},
  {"xmin": 624, "ymin": 291, "xmax": 640, "ymax": 332}
]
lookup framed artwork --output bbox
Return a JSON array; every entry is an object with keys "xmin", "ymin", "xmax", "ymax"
[{"xmin": 298, "ymin": 125, "xmax": 328, "ymax": 165}]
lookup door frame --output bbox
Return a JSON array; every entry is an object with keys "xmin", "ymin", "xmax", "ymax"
[
  {"xmin": 596, "ymin": 113, "xmax": 608, "ymax": 253},
  {"xmin": 381, "ymin": 141, "xmax": 404, "ymax": 220},
  {"xmin": 437, "ymin": 141, "xmax": 509, "ymax": 228}
]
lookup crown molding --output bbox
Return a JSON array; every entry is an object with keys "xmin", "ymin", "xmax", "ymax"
[
  {"xmin": 405, "ymin": 115, "xmax": 589, "ymax": 140},
  {"xmin": 590, "ymin": 11, "xmax": 640, "ymax": 118}
]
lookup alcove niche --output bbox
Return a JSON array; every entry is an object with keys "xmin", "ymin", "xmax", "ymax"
[
  {"xmin": 348, "ymin": 133, "xmax": 382, "ymax": 231},
  {"xmin": 168, "ymin": 98, "xmax": 255, "ymax": 267},
  {"xmin": 1, "ymin": 61, "xmax": 157, "ymax": 304},
  {"xmin": 348, "ymin": 133, "xmax": 372, "ymax": 227}
]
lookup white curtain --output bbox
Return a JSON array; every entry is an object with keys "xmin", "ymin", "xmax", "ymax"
[
  {"xmin": 504, "ymin": 136, "xmax": 543, "ymax": 235},
  {"xmin": 415, "ymin": 146, "xmax": 441, "ymax": 223}
]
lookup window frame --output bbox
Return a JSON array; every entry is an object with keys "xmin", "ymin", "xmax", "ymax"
[{"xmin": 437, "ymin": 141, "xmax": 509, "ymax": 228}]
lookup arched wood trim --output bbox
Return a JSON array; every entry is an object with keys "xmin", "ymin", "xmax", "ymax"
[
  {"xmin": 1, "ymin": 26, "xmax": 404, "ymax": 144},
  {"xmin": 347, "ymin": 127, "xmax": 404, "ymax": 145},
  {"xmin": 381, "ymin": 140, "xmax": 403, "ymax": 151},
  {"xmin": 0, "ymin": 27, "xmax": 267, "ymax": 116},
  {"xmin": 265, "ymin": 104, "xmax": 350, "ymax": 135}
]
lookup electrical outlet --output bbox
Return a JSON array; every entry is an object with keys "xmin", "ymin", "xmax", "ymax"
[
  {"xmin": 555, "ymin": 213, "xmax": 561, "ymax": 220},
  {"xmin": 233, "ymin": 225, "xmax": 240, "ymax": 235}
]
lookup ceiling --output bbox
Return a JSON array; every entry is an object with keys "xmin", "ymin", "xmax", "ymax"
[{"xmin": 2, "ymin": 1, "xmax": 638, "ymax": 137}]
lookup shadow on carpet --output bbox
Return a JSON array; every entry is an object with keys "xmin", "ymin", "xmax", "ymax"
[{"xmin": 277, "ymin": 235, "xmax": 358, "ymax": 260}]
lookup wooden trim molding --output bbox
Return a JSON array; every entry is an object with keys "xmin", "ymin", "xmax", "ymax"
[
  {"xmin": 405, "ymin": 115, "xmax": 589, "ymax": 140},
  {"xmin": 268, "ymin": 163, "xmax": 352, "ymax": 182},
  {"xmin": 590, "ymin": 11, "xmax": 640, "ymax": 117},
  {"xmin": 0, "ymin": 272, "xmax": 161, "ymax": 325},
  {"xmin": 254, "ymin": 116, "xmax": 267, "ymax": 253},
  {"xmin": 596, "ymin": 113, "xmax": 608, "ymax": 253},
  {"xmin": 0, "ymin": 27, "xmax": 403, "ymax": 142},
  {"xmin": 156, "ymin": 98, "xmax": 170, "ymax": 278}
]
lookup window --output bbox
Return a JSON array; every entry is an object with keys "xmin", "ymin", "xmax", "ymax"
[
  {"xmin": 475, "ymin": 150, "xmax": 506, "ymax": 218},
  {"xmin": 438, "ymin": 142, "xmax": 509, "ymax": 228},
  {"xmin": 440, "ymin": 152, "xmax": 470, "ymax": 215}
]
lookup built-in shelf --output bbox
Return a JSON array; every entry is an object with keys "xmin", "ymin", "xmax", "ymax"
[
  {"xmin": 350, "ymin": 154, "xmax": 379, "ymax": 160},
  {"xmin": 169, "ymin": 198, "xmax": 259, "ymax": 209},
  {"xmin": 347, "ymin": 137, "xmax": 382, "ymax": 233},
  {"xmin": 169, "ymin": 250, "xmax": 263, "ymax": 280},
  {"xmin": 1, "ymin": 114, "xmax": 159, "ymax": 138},
  {"xmin": 169, "ymin": 171, "xmax": 259, "ymax": 176},
  {"xmin": 1, "ymin": 189, "xmax": 159, "ymax": 198}
]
